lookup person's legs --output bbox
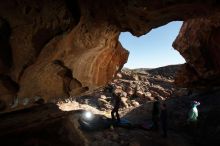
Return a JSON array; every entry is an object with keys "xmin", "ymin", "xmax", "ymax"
[
  {"xmin": 153, "ymin": 116, "xmax": 159, "ymax": 130},
  {"xmin": 187, "ymin": 121, "xmax": 198, "ymax": 143},
  {"xmin": 161, "ymin": 121, "xmax": 167, "ymax": 137},
  {"xmin": 152, "ymin": 117, "xmax": 156, "ymax": 129},
  {"xmin": 191, "ymin": 121, "xmax": 197, "ymax": 140},
  {"xmin": 115, "ymin": 108, "xmax": 120, "ymax": 123},
  {"xmin": 111, "ymin": 109, "xmax": 116, "ymax": 121}
]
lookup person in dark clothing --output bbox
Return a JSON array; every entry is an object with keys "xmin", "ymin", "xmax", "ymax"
[
  {"xmin": 152, "ymin": 97, "xmax": 160, "ymax": 130},
  {"xmin": 105, "ymin": 83, "xmax": 114, "ymax": 93},
  {"xmin": 105, "ymin": 83, "xmax": 114, "ymax": 98},
  {"xmin": 160, "ymin": 103, "xmax": 168, "ymax": 138},
  {"xmin": 187, "ymin": 89, "xmax": 193, "ymax": 96},
  {"xmin": 111, "ymin": 89, "xmax": 121, "ymax": 123}
]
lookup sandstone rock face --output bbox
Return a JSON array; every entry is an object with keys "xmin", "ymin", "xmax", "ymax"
[
  {"xmin": 174, "ymin": 15, "xmax": 220, "ymax": 87},
  {"xmin": 0, "ymin": 0, "xmax": 220, "ymax": 112},
  {"xmin": 0, "ymin": 0, "xmax": 129, "ymax": 111}
]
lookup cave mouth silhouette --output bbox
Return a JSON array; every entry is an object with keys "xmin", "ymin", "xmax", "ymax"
[{"xmin": 119, "ymin": 21, "xmax": 185, "ymax": 69}]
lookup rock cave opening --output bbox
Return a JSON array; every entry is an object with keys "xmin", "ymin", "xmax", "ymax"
[
  {"xmin": 119, "ymin": 21, "xmax": 185, "ymax": 69},
  {"xmin": 0, "ymin": 0, "xmax": 220, "ymax": 146}
]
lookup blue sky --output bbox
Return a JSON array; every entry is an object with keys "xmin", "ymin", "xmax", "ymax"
[{"xmin": 119, "ymin": 21, "xmax": 185, "ymax": 69}]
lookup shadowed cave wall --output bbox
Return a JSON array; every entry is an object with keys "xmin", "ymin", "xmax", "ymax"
[{"xmin": 0, "ymin": 0, "xmax": 220, "ymax": 112}]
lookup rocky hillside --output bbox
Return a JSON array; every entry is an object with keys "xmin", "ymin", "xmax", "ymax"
[
  {"xmin": 132, "ymin": 65, "xmax": 181, "ymax": 79},
  {"xmin": 58, "ymin": 65, "xmax": 184, "ymax": 112}
]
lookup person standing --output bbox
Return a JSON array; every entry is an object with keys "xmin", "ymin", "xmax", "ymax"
[
  {"xmin": 187, "ymin": 100, "xmax": 200, "ymax": 122},
  {"xmin": 160, "ymin": 103, "xmax": 168, "ymax": 138},
  {"xmin": 187, "ymin": 100, "xmax": 200, "ymax": 137},
  {"xmin": 111, "ymin": 88, "xmax": 122, "ymax": 123},
  {"xmin": 152, "ymin": 97, "xmax": 160, "ymax": 130}
]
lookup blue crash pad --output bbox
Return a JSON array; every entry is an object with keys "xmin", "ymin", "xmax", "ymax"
[{"xmin": 112, "ymin": 118, "xmax": 132, "ymax": 128}]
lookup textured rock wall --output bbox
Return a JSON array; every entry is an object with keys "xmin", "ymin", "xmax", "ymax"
[
  {"xmin": 0, "ymin": 0, "xmax": 77, "ymax": 110},
  {"xmin": 174, "ymin": 14, "xmax": 220, "ymax": 87},
  {"xmin": 0, "ymin": 0, "xmax": 220, "ymax": 112},
  {"xmin": 0, "ymin": 0, "xmax": 129, "ymax": 111}
]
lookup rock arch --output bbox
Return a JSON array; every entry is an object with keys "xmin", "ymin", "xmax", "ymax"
[{"xmin": 0, "ymin": 0, "xmax": 220, "ymax": 111}]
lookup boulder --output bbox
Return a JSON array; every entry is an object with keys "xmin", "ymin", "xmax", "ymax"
[
  {"xmin": 121, "ymin": 97, "xmax": 129, "ymax": 108},
  {"xmin": 132, "ymin": 74, "xmax": 139, "ymax": 81},
  {"xmin": 114, "ymin": 87, "xmax": 121, "ymax": 92},
  {"xmin": 150, "ymin": 91, "xmax": 160, "ymax": 98},
  {"xmin": 131, "ymin": 100, "xmax": 140, "ymax": 107},
  {"xmin": 145, "ymin": 92, "xmax": 152, "ymax": 97},
  {"xmin": 136, "ymin": 90, "xmax": 144, "ymax": 98},
  {"xmin": 98, "ymin": 98, "xmax": 109, "ymax": 106},
  {"xmin": 127, "ymin": 88, "xmax": 134, "ymax": 96},
  {"xmin": 145, "ymin": 95, "xmax": 154, "ymax": 101},
  {"xmin": 149, "ymin": 85, "xmax": 170, "ymax": 98},
  {"xmin": 121, "ymin": 91, "xmax": 127, "ymax": 97},
  {"xmin": 116, "ymin": 73, "xmax": 122, "ymax": 79},
  {"xmin": 100, "ymin": 95, "xmax": 107, "ymax": 100}
]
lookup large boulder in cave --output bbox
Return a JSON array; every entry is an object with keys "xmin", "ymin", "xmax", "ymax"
[{"xmin": 0, "ymin": 0, "xmax": 220, "ymax": 112}]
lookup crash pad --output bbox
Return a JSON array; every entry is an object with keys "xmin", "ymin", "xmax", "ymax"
[{"xmin": 113, "ymin": 118, "xmax": 132, "ymax": 128}]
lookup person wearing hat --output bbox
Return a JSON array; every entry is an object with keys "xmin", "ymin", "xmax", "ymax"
[
  {"xmin": 187, "ymin": 100, "xmax": 200, "ymax": 137},
  {"xmin": 187, "ymin": 100, "xmax": 200, "ymax": 122}
]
